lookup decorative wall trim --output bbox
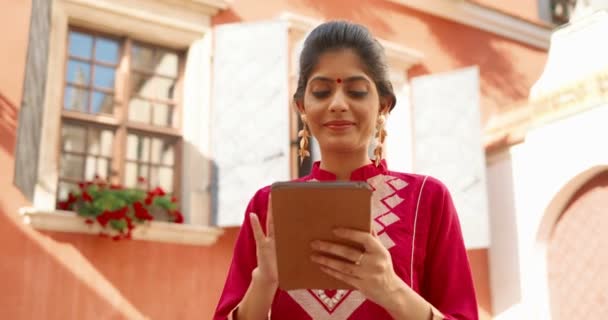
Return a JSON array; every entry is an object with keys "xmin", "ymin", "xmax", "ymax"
[
  {"xmin": 20, "ymin": 208, "xmax": 224, "ymax": 246},
  {"xmin": 388, "ymin": 0, "xmax": 552, "ymax": 49},
  {"xmin": 484, "ymin": 68, "xmax": 608, "ymax": 153}
]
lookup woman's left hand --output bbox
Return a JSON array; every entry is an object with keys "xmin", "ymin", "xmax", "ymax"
[{"xmin": 310, "ymin": 228, "xmax": 407, "ymax": 308}]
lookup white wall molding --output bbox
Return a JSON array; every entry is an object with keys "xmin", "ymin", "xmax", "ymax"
[
  {"xmin": 20, "ymin": 208, "xmax": 224, "ymax": 246},
  {"xmin": 389, "ymin": 0, "xmax": 552, "ymax": 49}
]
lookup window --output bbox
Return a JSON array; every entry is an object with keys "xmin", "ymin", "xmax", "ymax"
[
  {"xmin": 57, "ymin": 28, "xmax": 183, "ymax": 204},
  {"xmin": 551, "ymin": 0, "xmax": 577, "ymax": 25}
]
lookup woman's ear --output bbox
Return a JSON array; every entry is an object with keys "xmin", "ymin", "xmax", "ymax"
[
  {"xmin": 295, "ymin": 100, "xmax": 305, "ymax": 114},
  {"xmin": 379, "ymin": 97, "xmax": 392, "ymax": 115}
]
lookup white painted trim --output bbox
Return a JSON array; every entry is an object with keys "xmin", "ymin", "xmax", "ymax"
[
  {"xmin": 388, "ymin": 0, "xmax": 552, "ymax": 49},
  {"xmin": 20, "ymin": 208, "xmax": 224, "ymax": 246},
  {"xmin": 278, "ymin": 11, "xmax": 424, "ymax": 69},
  {"xmin": 60, "ymin": 0, "xmax": 214, "ymax": 48}
]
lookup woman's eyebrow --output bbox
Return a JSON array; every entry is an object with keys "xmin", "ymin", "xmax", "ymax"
[{"xmin": 309, "ymin": 76, "xmax": 370, "ymax": 83}]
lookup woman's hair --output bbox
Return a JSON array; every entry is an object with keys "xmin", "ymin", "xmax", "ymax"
[{"xmin": 293, "ymin": 20, "xmax": 397, "ymax": 112}]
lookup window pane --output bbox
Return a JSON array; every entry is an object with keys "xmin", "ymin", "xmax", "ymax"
[
  {"xmin": 84, "ymin": 156, "xmax": 110, "ymax": 181},
  {"xmin": 68, "ymin": 32, "xmax": 93, "ymax": 59},
  {"xmin": 93, "ymin": 65, "xmax": 115, "ymax": 89},
  {"xmin": 85, "ymin": 156, "xmax": 97, "ymax": 180},
  {"xmin": 151, "ymin": 137, "xmax": 174, "ymax": 165},
  {"xmin": 95, "ymin": 37, "xmax": 119, "ymax": 64},
  {"xmin": 153, "ymin": 103, "xmax": 173, "ymax": 127},
  {"xmin": 125, "ymin": 162, "xmax": 148, "ymax": 188},
  {"xmin": 126, "ymin": 133, "xmax": 150, "ymax": 161},
  {"xmin": 66, "ymin": 60, "xmax": 91, "ymax": 85},
  {"xmin": 63, "ymin": 86, "xmax": 89, "ymax": 112},
  {"xmin": 125, "ymin": 162, "xmax": 137, "ymax": 188},
  {"xmin": 98, "ymin": 158, "xmax": 110, "ymax": 180},
  {"xmin": 60, "ymin": 154, "xmax": 84, "ymax": 179},
  {"xmin": 160, "ymin": 167, "xmax": 173, "ymax": 192},
  {"xmin": 91, "ymin": 91, "xmax": 113, "ymax": 114},
  {"xmin": 87, "ymin": 127, "xmax": 113, "ymax": 156},
  {"xmin": 132, "ymin": 45, "xmax": 178, "ymax": 77},
  {"xmin": 61, "ymin": 124, "xmax": 86, "ymax": 153},
  {"xmin": 131, "ymin": 73, "xmax": 176, "ymax": 101},
  {"xmin": 150, "ymin": 166, "xmax": 173, "ymax": 192},
  {"xmin": 57, "ymin": 181, "xmax": 78, "ymax": 203},
  {"xmin": 128, "ymin": 98, "xmax": 152, "ymax": 124}
]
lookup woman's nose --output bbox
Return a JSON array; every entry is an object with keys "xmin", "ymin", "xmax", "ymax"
[{"xmin": 328, "ymin": 91, "xmax": 348, "ymax": 113}]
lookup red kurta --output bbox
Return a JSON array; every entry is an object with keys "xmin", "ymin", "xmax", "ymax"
[{"xmin": 214, "ymin": 161, "xmax": 478, "ymax": 319}]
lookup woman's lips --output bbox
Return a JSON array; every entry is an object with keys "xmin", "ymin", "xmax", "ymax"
[{"xmin": 323, "ymin": 120, "xmax": 355, "ymax": 130}]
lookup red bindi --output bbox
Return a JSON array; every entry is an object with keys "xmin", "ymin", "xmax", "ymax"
[{"xmin": 336, "ymin": 78, "xmax": 342, "ymax": 83}]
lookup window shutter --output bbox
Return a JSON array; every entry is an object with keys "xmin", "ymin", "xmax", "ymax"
[
  {"xmin": 211, "ymin": 20, "xmax": 290, "ymax": 227},
  {"xmin": 14, "ymin": 0, "xmax": 52, "ymax": 200},
  {"xmin": 411, "ymin": 67, "xmax": 490, "ymax": 249}
]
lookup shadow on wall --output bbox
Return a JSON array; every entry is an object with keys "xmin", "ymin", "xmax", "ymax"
[
  {"xmin": 0, "ymin": 92, "xmax": 17, "ymax": 155},
  {"xmin": 299, "ymin": 0, "xmax": 399, "ymax": 36},
  {"xmin": 408, "ymin": 14, "xmax": 533, "ymax": 123}
]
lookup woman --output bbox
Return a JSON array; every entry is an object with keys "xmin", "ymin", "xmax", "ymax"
[{"xmin": 214, "ymin": 21, "xmax": 478, "ymax": 320}]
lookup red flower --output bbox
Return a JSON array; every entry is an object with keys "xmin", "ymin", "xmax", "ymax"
[
  {"xmin": 82, "ymin": 191, "xmax": 93, "ymax": 202},
  {"xmin": 109, "ymin": 184, "xmax": 122, "ymax": 190},
  {"xmin": 84, "ymin": 219, "xmax": 94, "ymax": 225},
  {"xmin": 125, "ymin": 216, "xmax": 135, "ymax": 230},
  {"xmin": 148, "ymin": 187, "xmax": 166, "ymax": 197},
  {"xmin": 112, "ymin": 235, "xmax": 121, "ymax": 241},
  {"xmin": 57, "ymin": 201, "xmax": 70, "ymax": 210},
  {"xmin": 108, "ymin": 207, "xmax": 128, "ymax": 220},
  {"xmin": 171, "ymin": 196, "xmax": 177, "ymax": 203},
  {"xmin": 172, "ymin": 210, "xmax": 184, "ymax": 224},
  {"xmin": 96, "ymin": 210, "xmax": 111, "ymax": 227},
  {"xmin": 68, "ymin": 193, "xmax": 77, "ymax": 204},
  {"xmin": 144, "ymin": 196, "xmax": 153, "ymax": 206},
  {"xmin": 133, "ymin": 202, "xmax": 153, "ymax": 221}
]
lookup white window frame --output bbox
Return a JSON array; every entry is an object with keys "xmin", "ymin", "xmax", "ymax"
[{"xmin": 21, "ymin": 0, "xmax": 227, "ymax": 246}]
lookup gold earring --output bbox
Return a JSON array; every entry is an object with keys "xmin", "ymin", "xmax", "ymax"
[
  {"xmin": 373, "ymin": 114, "xmax": 387, "ymax": 167},
  {"xmin": 298, "ymin": 115, "xmax": 311, "ymax": 165}
]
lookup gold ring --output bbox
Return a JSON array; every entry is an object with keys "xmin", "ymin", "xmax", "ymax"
[{"xmin": 355, "ymin": 253, "xmax": 364, "ymax": 265}]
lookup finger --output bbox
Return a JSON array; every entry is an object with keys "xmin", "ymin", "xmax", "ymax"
[
  {"xmin": 267, "ymin": 194, "xmax": 274, "ymax": 238},
  {"xmin": 249, "ymin": 213, "xmax": 266, "ymax": 245},
  {"xmin": 318, "ymin": 265, "xmax": 359, "ymax": 287},
  {"xmin": 310, "ymin": 254, "xmax": 361, "ymax": 279},
  {"xmin": 311, "ymin": 240, "xmax": 363, "ymax": 264},
  {"xmin": 333, "ymin": 228, "xmax": 376, "ymax": 251}
]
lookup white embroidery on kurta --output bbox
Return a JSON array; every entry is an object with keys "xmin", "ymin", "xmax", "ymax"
[{"xmin": 289, "ymin": 174, "xmax": 409, "ymax": 319}]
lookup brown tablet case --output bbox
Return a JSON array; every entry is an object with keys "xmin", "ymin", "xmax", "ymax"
[{"xmin": 271, "ymin": 181, "xmax": 372, "ymax": 290}]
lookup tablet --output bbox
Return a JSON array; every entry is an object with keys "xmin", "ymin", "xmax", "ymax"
[{"xmin": 271, "ymin": 181, "xmax": 372, "ymax": 290}]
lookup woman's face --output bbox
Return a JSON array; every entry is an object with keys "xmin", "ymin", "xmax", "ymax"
[{"xmin": 299, "ymin": 49, "xmax": 387, "ymax": 157}]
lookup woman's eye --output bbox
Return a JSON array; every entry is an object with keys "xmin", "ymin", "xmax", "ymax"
[
  {"xmin": 312, "ymin": 91, "xmax": 331, "ymax": 98},
  {"xmin": 349, "ymin": 91, "xmax": 368, "ymax": 98}
]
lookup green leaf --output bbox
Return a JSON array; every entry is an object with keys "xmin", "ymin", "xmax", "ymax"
[{"xmin": 109, "ymin": 219, "xmax": 127, "ymax": 231}]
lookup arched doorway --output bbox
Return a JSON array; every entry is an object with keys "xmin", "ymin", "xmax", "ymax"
[{"xmin": 545, "ymin": 170, "xmax": 608, "ymax": 319}]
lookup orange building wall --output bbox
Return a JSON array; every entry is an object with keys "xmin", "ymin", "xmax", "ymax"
[{"xmin": 0, "ymin": 1, "xmax": 240, "ymax": 319}]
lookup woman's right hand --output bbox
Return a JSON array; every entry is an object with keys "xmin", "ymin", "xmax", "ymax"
[{"xmin": 249, "ymin": 196, "xmax": 278, "ymax": 288}]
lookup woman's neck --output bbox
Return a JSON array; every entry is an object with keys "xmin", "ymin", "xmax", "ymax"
[{"xmin": 319, "ymin": 150, "xmax": 372, "ymax": 180}]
